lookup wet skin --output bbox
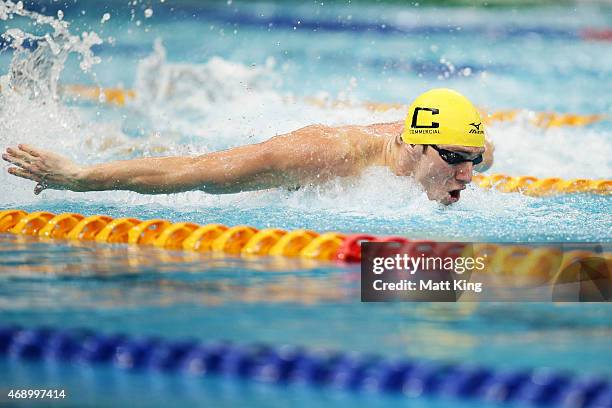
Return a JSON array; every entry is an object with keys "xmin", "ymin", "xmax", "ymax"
[{"xmin": 2, "ymin": 121, "xmax": 492, "ymax": 204}]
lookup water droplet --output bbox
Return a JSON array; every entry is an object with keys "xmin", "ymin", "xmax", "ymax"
[
  {"xmin": 144, "ymin": 8, "xmax": 153, "ymax": 18},
  {"xmin": 101, "ymin": 13, "xmax": 111, "ymax": 24}
]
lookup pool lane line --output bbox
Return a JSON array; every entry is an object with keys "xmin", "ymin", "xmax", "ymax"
[
  {"xmin": 2, "ymin": 83, "xmax": 604, "ymax": 128},
  {"xmin": 57, "ymin": 84, "xmax": 606, "ymax": 129},
  {"xmin": 471, "ymin": 175, "xmax": 611, "ymax": 196},
  {"xmin": 1, "ymin": 210, "xmax": 611, "ymax": 274},
  {"xmin": 1, "ymin": 324, "xmax": 610, "ymax": 407}
]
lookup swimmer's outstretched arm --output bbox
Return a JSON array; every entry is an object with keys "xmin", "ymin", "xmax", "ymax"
[{"xmin": 2, "ymin": 125, "xmax": 356, "ymax": 195}]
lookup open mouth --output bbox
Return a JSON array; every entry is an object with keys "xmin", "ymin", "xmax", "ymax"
[{"xmin": 448, "ymin": 189, "xmax": 462, "ymax": 202}]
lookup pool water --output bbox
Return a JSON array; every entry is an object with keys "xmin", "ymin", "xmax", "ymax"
[
  {"xmin": 1, "ymin": 234, "xmax": 612, "ymax": 407},
  {"xmin": 0, "ymin": 0, "xmax": 611, "ymax": 242},
  {"xmin": 0, "ymin": 1, "xmax": 611, "ymax": 407}
]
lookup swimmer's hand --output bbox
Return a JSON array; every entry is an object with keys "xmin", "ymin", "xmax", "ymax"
[{"xmin": 3, "ymin": 144, "xmax": 86, "ymax": 195}]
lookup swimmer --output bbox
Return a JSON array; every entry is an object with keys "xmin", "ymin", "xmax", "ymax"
[{"xmin": 3, "ymin": 88, "xmax": 494, "ymax": 205}]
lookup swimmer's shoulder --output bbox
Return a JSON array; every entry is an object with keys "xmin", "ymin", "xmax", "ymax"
[
  {"xmin": 339, "ymin": 121, "xmax": 402, "ymax": 153},
  {"xmin": 363, "ymin": 120, "xmax": 404, "ymax": 136}
]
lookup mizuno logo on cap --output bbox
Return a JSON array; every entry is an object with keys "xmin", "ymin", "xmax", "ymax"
[{"xmin": 469, "ymin": 122, "xmax": 484, "ymax": 134}]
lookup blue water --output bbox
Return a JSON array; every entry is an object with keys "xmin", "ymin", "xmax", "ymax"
[
  {"xmin": 5, "ymin": 197, "xmax": 612, "ymax": 242},
  {"xmin": 1, "ymin": 1, "xmax": 611, "ymax": 407},
  {"xmin": 1, "ymin": 234, "xmax": 612, "ymax": 407}
]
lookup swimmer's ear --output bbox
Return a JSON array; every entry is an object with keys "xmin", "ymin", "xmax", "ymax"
[{"xmin": 396, "ymin": 136, "xmax": 418, "ymax": 151}]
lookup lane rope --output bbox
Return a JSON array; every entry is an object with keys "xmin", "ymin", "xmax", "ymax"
[
  {"xmin": 0, "ymin": 209, "xmax": 344, "ymax": 260},
  {"xmin": 60, "ymin": 85, "xmax": 606, "ymax": 128},
  {"xmin": 473, "ymin": 174, "xmax": 611, "ymax": 196},
  {"xmin": 1, "ymin": 324, "xmax": 610, "ymax": 407},
  {"xmin": 2, "ymin": 84, "xmax": 604, "ymax": 127},
  {"xmin": 1, "ymin": 210, "xmax": 610, "ymax": 284}
]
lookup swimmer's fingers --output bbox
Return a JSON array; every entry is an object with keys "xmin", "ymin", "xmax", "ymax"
[
  {"xmin": 7, "ymin": 167, "xmax": 42, "ymax": 183},
  {"xmin": 18, "ymin": 144, "xmax": 42, "ymax": 157},
  {"xmin": 4, "ymin": 145, "xmax": 36, "ymax": 164},
  {"xmin": 2, "ymin": 152, "xmax": 32, "ymax": 170}
]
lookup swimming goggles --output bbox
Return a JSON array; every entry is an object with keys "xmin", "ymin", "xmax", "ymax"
[{"xmin": 429, "ymin": 145, "xmax": 483, "ymax": 165}]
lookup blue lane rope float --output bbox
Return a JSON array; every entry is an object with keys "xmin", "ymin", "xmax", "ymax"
[{"xmin": 1, "ymin": 325, "xmax": 611, "ymax": 407}]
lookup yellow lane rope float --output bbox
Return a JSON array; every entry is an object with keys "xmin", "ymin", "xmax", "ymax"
[
  {"xmin": 61, "ymin": 85, "xmax": 606, "ymax": 128},
  {"xmin": 1, "ymin": 210, "xmax": 610, "ymax": 285},
  {"xmin": 473, "ymin": 174, "xmax": 611, "ymax": 196},
  {"xmin": 0, "ymin": 210, "xmax": 343, "ymax": 261},
  {"xmin": 62, "ymin": 85, "xmax": 136, "ymax": 106},
  {"xmin": 484, "ymin": 109, "xmax": 604, "ymax": 128},
  {"xmin": 470, "ymin": 243, "xmax": 611, "ymax": 287}
]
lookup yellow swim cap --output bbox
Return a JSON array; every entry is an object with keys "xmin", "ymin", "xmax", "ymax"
[{"xmin": 400, "ymin": 88, "xmax": 485, "ymax": 147}]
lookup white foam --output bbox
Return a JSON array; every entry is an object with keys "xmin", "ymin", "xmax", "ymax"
[{"xmin": 486, "ymin": 115, "xmax": 611, "ymax": 179}]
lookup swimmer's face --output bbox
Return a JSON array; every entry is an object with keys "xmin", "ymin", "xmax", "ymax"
[{"xmin": 411, "ymin": 144, "xmax": 485, "ymax": 205}]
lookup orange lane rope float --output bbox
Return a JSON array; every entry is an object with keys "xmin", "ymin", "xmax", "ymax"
[
  {"xmin": 483, "ymin": 109, "xmax": 605, "ymax": 127},
  {"xmin": 62, "ymin": 85, "xmax": 136, "ymax": 106},
  {"xmin": 60, "ymin": 85, "xmax": 606, "ymax": 128},
  {"xmin": 472, "ymin": 174, "xmax": 611, "ymax": 196},
  {"xmin": 1, "ymin": 210, "xmax": 609, "ymax": 284}
]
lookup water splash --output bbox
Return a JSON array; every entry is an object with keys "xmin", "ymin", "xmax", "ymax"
[
  {"xmin": 0, "ymin": 0, "xmax": 102, "ymax": 100},
  {"xmin": 127, "ymin": 39, "xmax": 281, "ymax": 143},
  {"xmin": 0, "ymin": 1, "xmax": 109, "ymax": 204},
  {"xmin": 0, "ymin": 0, "xmax": 104, "ymax": 155}
]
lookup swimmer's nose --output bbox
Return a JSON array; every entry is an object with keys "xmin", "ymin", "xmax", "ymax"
[{"xmin": 455, "ymin": 162, "xmax": 473, "ymax": 183}]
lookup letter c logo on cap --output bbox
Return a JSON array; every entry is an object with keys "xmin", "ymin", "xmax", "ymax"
[{"xmin": 411, "ymin": 107, "xmax": 439, "ymax": 129}]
